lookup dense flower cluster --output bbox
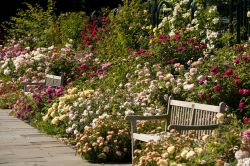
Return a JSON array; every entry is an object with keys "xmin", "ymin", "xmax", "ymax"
[{"xmin": 75, "ymin": 115, "xmax": 131, "ymax": 163}]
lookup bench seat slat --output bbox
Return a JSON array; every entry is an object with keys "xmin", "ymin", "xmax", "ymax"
[
  {"xmin": 133, "ymin": 133, "xmax": 161, "ymax": 142},
  {"xmin": 168, "ymin": 124, "xmax": 219, "ymax": 131},
  {"xmin": 125, "ymin": 115, "xmax": 168, "ymax": 121}
]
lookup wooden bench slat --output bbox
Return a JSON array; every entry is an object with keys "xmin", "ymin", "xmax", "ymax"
[
  {"xmin": 133, "ymin": 133, "xmax": 161, "ymax": 142},
  {"xmin": 125, "ymin": 115, "xmax": 168, "ymax": 121},
  {"xmin": 125, "ymin": 95, "xmax": 226, "ymax": 160},
  {"xmin": 168, "ymin": 124, "xmax": 219, "ymax": 131},
  {"xmin": 170, "ymin": 100, "xmax": 221, "ymax": 112}
]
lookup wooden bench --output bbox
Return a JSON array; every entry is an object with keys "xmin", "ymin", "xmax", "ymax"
[
  {"xmin": 23, "ymin": 74, "xmax": 64, "ymax": 92},
  {"xmin": 125, "ymin": 96, "xmax": 226, "ymax": 158}
]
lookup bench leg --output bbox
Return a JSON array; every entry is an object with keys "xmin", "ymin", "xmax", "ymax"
[{"xmin": 131, "ymin": 137, "xmax": 135, "ymax": 165}]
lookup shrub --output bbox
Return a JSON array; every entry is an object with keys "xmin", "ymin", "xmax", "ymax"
[
  {"xmin": 148, "ymin": 30, "xmax": 206, "ymax": 68},
  {"xmin": 3, "ymin": 0, "xmax": 57, "ymax": 48},
  {"xmin": 0, "ymin": 78, "xmax": 22, "ymax": 109},
  {"xmin": 95, "ymin": 0, "xmax": 151, "ymax": 61},
  {"xmin": 11, "ymin": 95, "xmax": 37, "ymax": 121},
  {"xmin": 184, "ymin": 44, "xmax": 250, "ymax": 120},
  {"xmin": 3, "ymin": 0, "xmax": 86, "ymax": 49},
  {"xmin": 75, "ymin": 115, "xmax": 131, "ymax": 163},
  {"xmin": 57, "ymin": 12, "xmax": 86, "ymax": 48}
]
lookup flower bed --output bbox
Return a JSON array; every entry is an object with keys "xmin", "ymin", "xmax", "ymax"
[{"xmin": 0, "ymin": 0, "xmax": 249, "ymax": 165}]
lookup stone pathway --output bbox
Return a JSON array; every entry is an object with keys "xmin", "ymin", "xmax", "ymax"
[{"xmin": 0, "ymin": 109, "xmax": 131, "ymax": 166}]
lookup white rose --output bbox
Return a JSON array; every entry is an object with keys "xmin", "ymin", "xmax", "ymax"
[
  {"xmin": 186, "ymin": 150, "xmax": 196, "ymax": 160},
  {"xmin": 181, "ymin": 149, "xmax": 189, "ymax": 158},
  {"xmin": 167, "ymin": 146, "xmax": 175, "ymax": 154}
]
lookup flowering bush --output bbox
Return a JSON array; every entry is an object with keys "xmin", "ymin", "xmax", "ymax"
[
  {"xmin": 134, "ymin": 115, "xmax": 245, "ymax": 165},
  {"xmin": 148, "ymin": 31, "xmax": 206, "ymax": 68},
  {"xmin": 42, "ymin": 87, "xmax": 98, "ymax": 136},
  {"xmin": 11, "ymin": 95, "xmax": 37, "ymax": 121},
  {"xmin": 75, "ymin": 115, "xmax": 131, "ymax": 163},
  {"xmin": 183, "ymin": 44, "xmax": 250, "ymax": 120},
  {"xmin": 0, "ymin": 78, "xmax": 22, "ymax": 108},
  {"xmin": 80, "ymin": 15, "xmax": 109, "ymax": 49},
  {"xmin": 156, "ymin": 0, "xmax": 231, "ymax": 51}
]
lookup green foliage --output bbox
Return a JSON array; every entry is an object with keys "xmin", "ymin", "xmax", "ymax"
[
  {"xmin": 95, "ymin": 0, "xmax": 151, "ymax": 61},
  {"xmin": 3, "ymin": 0, "xmax": 86, "ymax": 48},
  {"xmin": 3, "ymin": 1, "xmax": 56, "ymax": 48},
  {"xmin": 31, "ymin": 112, "xmax": 68, "ymax": 136},
  {"xmin": 57, "ymin": 12, "xmax": 86, "ymax": 48}
]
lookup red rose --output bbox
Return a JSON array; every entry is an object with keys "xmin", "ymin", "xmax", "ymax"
[
  {"xmin": 239, "ymin": 101, "xmax": 246, "ymax": 110},
  {"xmin": 214, "ymin": 84, "xmax": 222, "ymax": 92},
  {"xmin": 225, "ymin": 68, "xmax": 233, "ymax": 76},
  {"xmin": 243, "ymin": 117, "xmax": 250, "ymax": 124},
  {"xmin": 233, "ymin": 59, "xmax": 239, "ymax": 64}
]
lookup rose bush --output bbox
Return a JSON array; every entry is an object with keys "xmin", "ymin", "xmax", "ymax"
[{"xmin": 75, "ymin": 115, "xmax": 131, "ymax": 163}]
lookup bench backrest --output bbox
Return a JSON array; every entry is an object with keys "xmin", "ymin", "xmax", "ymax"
[
  {"xmin": 45, "ymin": 74, "xmax": 64, "ymax": 87},
  {"xmin": 165, "ymin": 96, "xmax": 226, "ymax": 135}
]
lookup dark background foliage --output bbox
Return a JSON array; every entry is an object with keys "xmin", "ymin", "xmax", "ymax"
[{"xmin": 0, "ymin": 0, "xmax": 122, "ymax": 43}]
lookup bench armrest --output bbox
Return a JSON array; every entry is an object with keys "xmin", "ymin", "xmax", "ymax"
[
  {"xmin": 125, "ymin": 114, "xmax": 169, "ymax": 134},
  {"xmin": 168, "ymin": 124, "xmax": 219, "ymax": 131}
]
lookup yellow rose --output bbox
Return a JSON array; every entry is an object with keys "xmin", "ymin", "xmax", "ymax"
[
  {"xmin": 50, "ymin": 110, "xmax": 56, "ymax": 117},
  {"xmin": 161, "ymin": 152, "xmax": 169, "ymax": 158},
  {"xmin": 70, "ymin": 87, "xmax": 78, "ymax": 94},
  {"xmin": 52, "ymin": 103, "xmax": 58, "ymax": 110},
  {"xmin": 47, "ymin": 108, "xmax": 54, "ymax": 115},
  {"xmin": 194, "ymin": 147, "xmax": 204, "ymax": 154},
  {"xmin": 59, "ymin": 114, "xmax": 67, "ymax": 121},
  {"xmin": 83, "ymin": 90, "xmax": 95, "ymax": 98},
  {"xmin": 58, "ymin": 101, "xmax": 65, "ymax": 109},
  {"xmin": 51, "ymin": 116, "xmax": 59, "ymax": 125},
  {"xmin": 42, "ymin": 114, "xmax": 49, "ymax": 122},
  {"xmin": 180, "ymin": 149, "xmax": 189, "ymax": 158},
  {"xmin": 158, "ymin": 159, "xmax": 168, "ymax": 166},
  {"xmin": 216, "ymin": 113, "xmax": 224, "ymax": 122},
  {"xmin": 61, "ymin": 105, "xmax": 70, "ymax": 113}
]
